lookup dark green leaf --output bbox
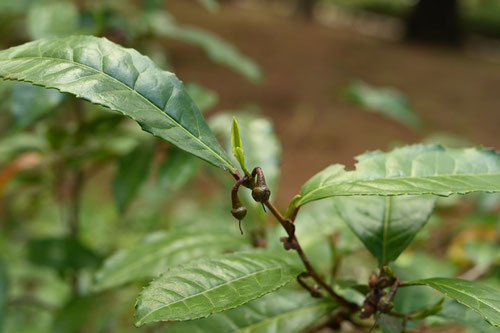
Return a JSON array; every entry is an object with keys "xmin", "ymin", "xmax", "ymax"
[
  {"xmin": 112, "ymin": 141, "xmax": 154, "ymax": 213},
  {"xmin": 93, "ymin": 229, "xmax": 249, "ymax": 292},
  {"xmin": 28, "ymin": 237, "xmax": 102, "ymax": 273},
  {"xmin": 0, "ymin": 36, "xmax": 237, "ymax": 173},
  {"xmin": 403, "ymin": 278, "xmax": 500, "ymax": 327},
  {"xmin": 344, "ymin": 80, "xmax": 421, "ymax": 129},
  {"xmin": 27, "ymin": 2, "xmax": 80, "ymax": 40},
  {"xmin": 134, "ymin": 251, "xmax": 301, "ymax": 326},
  {"xmin": 335, "ymin": 195, "xmax": 435, "ymax": 265},
  {"xmin": 163, "ymin": 290, "xmax": 337, "ymax": 333},
  {"xmin": 297, "ymin": 144, "xmax": 500, "ymax": 207}
]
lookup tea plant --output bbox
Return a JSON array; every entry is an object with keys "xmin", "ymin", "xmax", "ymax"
[{"xmin": 1, "ymin": 35, "xmax": 500, "ymax": 333}]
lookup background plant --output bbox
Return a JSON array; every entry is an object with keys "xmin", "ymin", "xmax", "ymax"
[{"xmin": 0, "ymin": 1, "xmax": 500, "ymax": 333}]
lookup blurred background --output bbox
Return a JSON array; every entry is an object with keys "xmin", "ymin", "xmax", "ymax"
[{"xmin": 0, "ymin": 0, "xmax": 499, "ymax": 332}]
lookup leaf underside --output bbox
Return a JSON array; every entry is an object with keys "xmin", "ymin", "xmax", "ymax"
[
  {"xmin": 298, "ymin": 144, "xmax": 500, "ymax": 207},
  {"xmin": 134, "ymin": 251, "xmax": 301, "ymax": 326},
  {"xmin": 0, "ymin": 36, "xmax": 236, "ymax": 173}
]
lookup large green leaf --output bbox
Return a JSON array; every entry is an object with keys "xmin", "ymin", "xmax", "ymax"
[
  {"xmin": 403, "ymin": 278, "xmax": 500, "ymax": 327},
  {"xmin": 162, "ymin": 290, "xmax": 337, "ymax": 333},
  {"xmin": 147, "ymin": 13, "xmax": 262, "ymax": 82},
  {"xmin": 296, "ymin": 144, "xmax": 500, "ymax": 207},
  {"xmin": 0, "ymin": 36, "xmax": 237, "ymax": 173},
  {"xmin": 343, "ymin": 80, "xmax": 421, "ymax": 129},
  {"xmin": 335, "ymin": 195, "xmax": 435, "ymax": 265},
  {"xmin": 93, "ymin": 230, "xmax": 249, "ymax": 292},
  {"xmin": 134, "ymin": 251, "xmax": 301, "ymax": 326},
  {"xmin": 112, "ymin": 141, "xmax": 154, "ymax": 213}
]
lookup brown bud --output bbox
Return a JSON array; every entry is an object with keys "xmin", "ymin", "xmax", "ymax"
[
  {"xmin": 231, "ymin": 205, "xmax": 247, "ymax": 221},
  {"xmin": 252, "ymin": 185, "xmax": 271, "ymax": 203}
]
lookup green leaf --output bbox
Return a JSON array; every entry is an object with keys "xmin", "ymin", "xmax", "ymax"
[
  {"xmin": 0, "ymin": 259, "xmax": 7, "ymax": 333},
  {"xmin": 210, "ymin": 112, "xmax": 282, "ymax": 191},
  {"xmin": 0, "ymin": 36, "xmax": 237, "ymax": 173},
  {"xmin": 112, "ymin": 141, "xmax": 154, "ymax": 213},
  {"xmin": 343, "ymin": 80, "xmax": 421, "ymax": 129},
  {"xmin": 134, "ymin": 251, "xmax": 301, "ymax": 326},
  {"xmin": 335, "ymin": 195, "xmax": 435, "ymax": 265},
  {"xmin": 297, "ymin": 144, "xmax": 500, "ymax": 207},
  {"xmin": 27, "ymin": 2, "xmax": 80, "ymax": 40},
  {"xmin": 162, "ymin": 290, "xmax": 337, "ymax": 333},
  {"xmin": 147, "ymin": 14, "xmax": 262, "ymax": 82},
  {"xmin": 27, "ymin": 237, "xmax": 102, "ymax": 273},
  {"xmin": 403, "ymin": 278, "xmax": 500, "ymax": 327},
  {"xmin": 185, "ymin": 82, "xmax": 218, "ymax": 113},
  {"xmin": 93, "ymin": 230, "xmax": 249, "ymax": 292}
]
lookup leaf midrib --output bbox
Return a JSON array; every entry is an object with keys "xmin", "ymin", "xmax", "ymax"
[
  {"xmin": 0, "ymin": 55, "xmax": 234, "ymax": 171},
  {"xmin": 137, "ymin": 264, "xmax": 289, "ymax": 324},
  {"xmin": 381, "ymin": 196, "xmax": 391, "ymax": 265},
  {"xmin": 232, "ymin": 301, "xmax": 334, "ymax": 332},
  {"xmin": 299, "ymin": 172, "xmax": 500, "ymax": 205}
]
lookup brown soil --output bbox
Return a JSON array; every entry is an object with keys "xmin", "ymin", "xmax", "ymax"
[{"xmin": 166, "ymin": 1, "xmax": 500, "ymax": 206}]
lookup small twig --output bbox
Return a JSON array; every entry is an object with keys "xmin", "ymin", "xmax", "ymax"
[
  {"xmin": 264, "ymin": 200, "xmax": 357, "ymax": 309},
  {"xmin": 297, "ymin": 272, "xmax": 323, "ymax": 298}
]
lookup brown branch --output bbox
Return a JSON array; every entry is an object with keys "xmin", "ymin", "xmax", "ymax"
[{"xmin": 264, "ymin": 200, "xmax": 357, "ymax": 309}]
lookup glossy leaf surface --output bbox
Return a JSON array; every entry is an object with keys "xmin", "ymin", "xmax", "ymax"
[
  {"xmin": 0, "ymin": 36, "xmax": 237, "ymax": 173},
  {"xmin": 134, "ymin": 251, "xmax": 301, "ymax": 326},
  {"xmin": 404, "ymin": 278, "xmax": 500, "ymax": 327},
  {"xmin": 94, "ymin": 230, "xmax": 248, "ymax": 292},
  {"xmin": 297, "ymin": 144, "xmax": 500, "ymax": 207},
  {"xmin": 163, "ymin": 290, "xmax": 337, "ymax": 333},
  {"xmin": 335, "ymin": 195, "xmax": 435, "ymax": 264}
]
